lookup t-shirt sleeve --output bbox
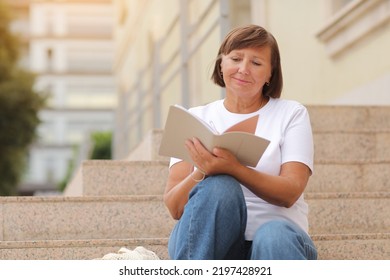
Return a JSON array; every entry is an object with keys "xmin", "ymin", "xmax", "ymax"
[
  {"xmin": 281, "ymin": 105, "xmax": 314, "ymax": 173},
  {"xmin": 169, "ymin": 157, "xmax": 183, "ymax": 168}
]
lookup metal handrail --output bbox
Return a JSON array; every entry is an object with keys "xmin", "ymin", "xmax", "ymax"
[{"xmin": 117, "ymin": 0, "xmax": 229, "ymax": 156}]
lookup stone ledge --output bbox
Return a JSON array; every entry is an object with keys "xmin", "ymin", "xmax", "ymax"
[
  {"xmin": 82, "ymin": 160, "xmax": 169, "ymax": 196},
  {"xmin": 0, "ymin": 238, "xmax": 169, "ymax": 260},
  {"xmin": 1, "ymin": 234, "xmax": 388, "ymax": 260}
]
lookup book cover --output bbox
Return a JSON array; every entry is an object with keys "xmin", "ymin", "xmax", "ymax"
[{"xmin": 158, "ymin": 105, "xmax": 270, "ymax": 167}]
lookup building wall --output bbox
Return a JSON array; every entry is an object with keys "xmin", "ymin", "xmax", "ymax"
[
  {"xmin": 7, "ymin": 0, "xmax": 117, "ymax": 194},
  {"xmin": 114, "ymin": 0, "xmax": 390, "ymax": 159},
  {"xmin": 264, "ymin": 0, "xmax": 390, "ymax": 105}
]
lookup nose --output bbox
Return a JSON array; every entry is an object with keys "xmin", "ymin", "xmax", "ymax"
[{"xmin": 237, "ymin": 60, "xmax": 250, "ymax": 75}]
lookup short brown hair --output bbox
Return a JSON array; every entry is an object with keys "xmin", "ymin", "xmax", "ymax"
[{"xmin": 211, "ymin": 25, "xmax": 283, "ymax": 98}]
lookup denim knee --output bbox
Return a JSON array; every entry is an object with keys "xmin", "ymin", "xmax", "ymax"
[
  {"xmin": 169, "ymin": 174, "xmax": 247, "ymax": 259},
  {"xmin": 253, "ymin": 220, "xmax": 292, "ymax": 244},
  {"xmin": 251, "ymin": 220, "xmax": 317, "ymax": 260},
  {"xmin": 190, "ymin": 174, "xmax": 245, "ymax": 206}
]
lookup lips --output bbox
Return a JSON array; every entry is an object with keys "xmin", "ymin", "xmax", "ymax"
[{"xmin": 232, "ymin": 77, "xmax": 251, "ymax": 84}]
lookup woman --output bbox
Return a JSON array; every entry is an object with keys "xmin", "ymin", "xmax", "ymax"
[{"xmin": 164, "ymin": 24, "xmax": 317, "ymax": 260}]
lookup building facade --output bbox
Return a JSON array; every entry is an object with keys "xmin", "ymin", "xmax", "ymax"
[
  {"xmin": 7, "ymin": 0, "xmax": 117, "ymax": 194},
  {"xmin": 113, "ymin": 0, "xmax": 390, "ymax": 160}
]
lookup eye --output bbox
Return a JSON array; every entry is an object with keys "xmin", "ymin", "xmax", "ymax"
[
  {"xmin": 252, "ymin": 61, "xmax": 261, "ymax": 66},
  {"xmin": 230, "ymin": 56, "xmax": 241, "ymax": 62}
]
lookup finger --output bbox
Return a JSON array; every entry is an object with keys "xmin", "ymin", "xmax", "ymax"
[
  {"xmin": 213, "ymin": 147, "xmax": 238, "ymax": 164},
  {"xmin": 185, "ymin": 138, "xmax": 194, "ymax": 149},
  {"xmin": 185, "ymin": 139, "xmax": 197, "ymax": 158},
  {"xmin": 213, "ymin": 147, "xmax": 229, "ymax": 158},
  {"xmin": 192, "ymin": 137, "xmax": 212, "ymax": 156},
  {"xmin": 184, "ymin": 139, "xmax": 207, "ymax": 173},
  {"xmin": 185, "ymin": 138, "xmax": 204, "ymax": 161}
]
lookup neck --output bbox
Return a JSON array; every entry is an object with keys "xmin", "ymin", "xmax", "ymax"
[{"xmin": 224, "ymin": 96, "xmax": 268, "ymax": 114}]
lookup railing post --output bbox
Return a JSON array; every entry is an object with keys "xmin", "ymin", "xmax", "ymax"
[
  {"xmin": 136, "ymin": 71, "xmax": 143, "ymax": 142},
  {"xmin": 180, "ymin": 0, "xmax": 190, "ymax": 108},
  {"xmin": 219, "ymin": 0, "xmax": 230, "ymax": 39},
  {"xmin": 123, "ymin": 90, "xmax": 130, "ymax": 157},
  {"xmin": 219, "ymin": 0, "xmax": 230, "ymax": 99},
  {"xmin": 153, "ymin": 40, "xmax": 162, "ymax": 128}
]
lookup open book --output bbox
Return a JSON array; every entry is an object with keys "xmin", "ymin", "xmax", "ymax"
[{"xmin": 158, "ymin": 105, "xmax": 270, "ymax": 167}]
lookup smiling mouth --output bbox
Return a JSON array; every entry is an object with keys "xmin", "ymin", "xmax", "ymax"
[{"xmin": 233, "ymin": 77, "xmax": 251, "ymax": 84}]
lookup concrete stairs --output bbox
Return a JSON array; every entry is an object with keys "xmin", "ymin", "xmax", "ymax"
[
  {"xmin": 0, "ymin": 195, "xmax": 173, "ymax": 259},
  {"xmin": 1, "ymin": 106, "xmax": 389, "ymax": 259}
]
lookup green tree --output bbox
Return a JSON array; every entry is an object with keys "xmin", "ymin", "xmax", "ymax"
[
  {"xmin": 90, "ymin": 131, "xmax": 112, "ymax": 160},
  {"xmin": 0, "ymin": 1, "xmax": 45, "ymax": 195}
]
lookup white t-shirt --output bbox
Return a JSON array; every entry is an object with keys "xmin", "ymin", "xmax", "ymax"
[{"xmin": 169, "ymin": 98, "xmax": 314, "ymax": 240}]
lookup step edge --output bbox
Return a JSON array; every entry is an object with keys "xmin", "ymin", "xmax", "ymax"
[
  {"xmin": 0, "ymin": 238, "xmax": 169, "ymax": 249},
  {"xmin": 2, "ymin": 233, "xmax": 389, "ymax": 249},
  {"xmin": 305, "ymin": 192, "xmax": 390, "ymax": 199},
  {"xmin": 0, "ymin": 195, "xmax": 164, "ymax": 203},
  {"xmin": 311, "ymin": 232, "xmax": 390, "ymax": 241}
]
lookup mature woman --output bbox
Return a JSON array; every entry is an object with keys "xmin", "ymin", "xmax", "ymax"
[{"xmin": 164, "ymin": 24, "xmax": 317, "ymax": 260}]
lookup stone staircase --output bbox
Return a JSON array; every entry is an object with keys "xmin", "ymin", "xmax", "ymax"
[{"xmin": 0, "ymin": 106, "xmax": 389, "ymax": 259}]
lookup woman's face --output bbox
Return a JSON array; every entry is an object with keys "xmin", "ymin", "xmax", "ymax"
[{"xmin": 220, "ymin": 46, "xmax": 272, "ymax": 100}]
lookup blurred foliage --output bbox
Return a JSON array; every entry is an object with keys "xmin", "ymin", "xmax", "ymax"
[
  {"xmin": 58, "ymin": 131, "xmax": 112, "ymax": 192},
  {"xmin": 90, "ymin": 131, "xmax": 112, "ymax": 160},
  {"xmin": 57, "ymin": 146, "xmax": 77, "ymax": 193},
  {"xmin": 0, "ymin": 0, "xmax": 46, "ymax": 195},
  {"xmin": 0, "ymin": 1, "xmax": 19, "ymax": 81}
]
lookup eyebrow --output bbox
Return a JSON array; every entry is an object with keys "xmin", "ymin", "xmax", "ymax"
[{"xmin": 231, "ymin": 51, "xmax": 267, "ymax": 61}]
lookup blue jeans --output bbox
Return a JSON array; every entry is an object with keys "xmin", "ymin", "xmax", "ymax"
[{"xmin": 168, "ymin": 175, "xmax": 317, "ymax": 260}]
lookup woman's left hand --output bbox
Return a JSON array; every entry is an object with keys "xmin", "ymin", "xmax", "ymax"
[{"xmin": 184, "ymin": 137, "xmax": 240, "ymax": 175}]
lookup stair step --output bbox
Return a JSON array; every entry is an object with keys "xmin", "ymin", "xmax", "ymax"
[
  {"xmin": 307, "ymin": 106, "xmax": 390, "ymax": 133},
  {"xmin": 0, "ymin": 233, "xmax": 388, "ymax": 259},
  {"xmin": 1, "ymin": 194, "xmax": 388, "ymax": 241},
  {"xmin": 81, "ymin": 160, "xmax": 390, "ymax": 196},
  {"xmin": 139, "ymin": 105, "xmax": 390, "ymax": 161},
  {"xmin": 308, "ymin": 163, "xmax": 390, "ymax": 193},
  {"xmin": 125, "ymin": 129, "xmax": 390, "ymax": 163},
  {"xmin": 125, "ymin": 105, "xmax": 390, "ymax": 162},
  {"xmin": 313, "ymin": 132, "xmax": 390, "ymax": 163},
  {"xmin": 0, "ymin": 196, "xmax": 175, "ymax": 242},
  {"xmin": 307, "ymin": 192, "xmax": 390, "ymax": 235},
  {"xmin": 312, "ymin": 233, "xmax": 390, "ymax": 260},
  {"xmin": 0, "ymin": 238, "xmax": 168, "ymax": 260},
  {"xmin": 82, "ymin": 160, "xmax": 169, "ymax": 196}
]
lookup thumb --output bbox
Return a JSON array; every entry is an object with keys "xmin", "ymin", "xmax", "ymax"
[{"xmin": 213, "ymin": 147, "xmax": 227, "ymax": 158}]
